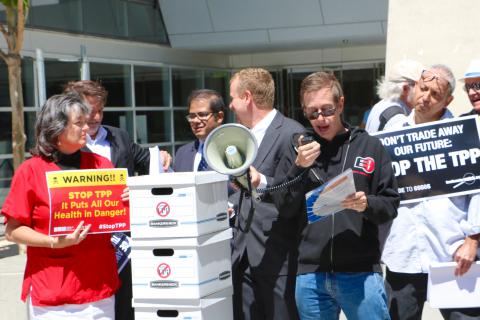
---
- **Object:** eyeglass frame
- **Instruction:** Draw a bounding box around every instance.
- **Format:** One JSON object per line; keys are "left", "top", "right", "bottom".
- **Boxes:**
{"left": 303, "top": 105, "right": 337, "bottom": 120}
{"left": 464, "top": 82, "right": 480, "bottom": 92}
{"left": 420, "top": 69, "right": 454, "bottom": 93}
{"left": 185, "top": 111, "right": 216, "bottom": 122}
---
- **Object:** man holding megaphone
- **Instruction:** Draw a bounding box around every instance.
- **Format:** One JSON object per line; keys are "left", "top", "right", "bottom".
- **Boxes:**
{"left": 225, "top": 68, "right": 304, "bottom": 320}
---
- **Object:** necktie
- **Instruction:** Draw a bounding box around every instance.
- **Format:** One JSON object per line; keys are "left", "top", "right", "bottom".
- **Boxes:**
{"left": 197, "top": 144, "right": 208, "bottom": 171}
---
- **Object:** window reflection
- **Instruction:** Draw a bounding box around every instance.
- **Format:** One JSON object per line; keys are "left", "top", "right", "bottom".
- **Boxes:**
{"left": 135, "top": 110, "right": 171, "bottom": 144}
{"left": 174, "top": 110, "right": 195, "bottom": 142}
{"left": 45, "top": 60, "right": 81, "bottom": 98}
{"left": 135, "top": 66, "right": 170, "bottom": 107}
{"left": 90, "top": 63, "right": 132, "bottom": 107}
{"left": 0, "top": 58, "right": 35, "bottom": 107}
{"left": 172, "top": 69, "right": 202, "bottom": 107}
{"left": 103, "top": 111, "right": 134, "bottom": 138}
{"left": 13, "top": 0, "right": 169, "bottom": 45}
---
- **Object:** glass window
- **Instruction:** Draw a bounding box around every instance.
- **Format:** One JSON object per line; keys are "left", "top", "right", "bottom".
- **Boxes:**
{"left": 127, "top": 1, "right": 168, "bottom": 43}
{"left": 173, "top": 110, "right": 194, "bottom": 142}
{"left": 15, "top": 0, "right": 169, "bottom": 45}
{"left": 338, "top": 68, "right": 376, "bottom": 126}
{"left": 103, "top": 111, "right": 134, "bottom": 138}
{"left": 0, "top": 58, "right": 35, "bottom": 107}
{"left": 28, "top": 0, "right": 82, "bottom": 33}
{"left": 90, "top": 63, "right": 132, "bottom": 107}
{"left": 172, "top": 69, "right": 202, "bottom": 107}
{"left": 135, "top": 110, "right": 171, "bottom": 144}
{"left": 205, "top": 70, "right": 230, "bottom": 104}
{"left": 134, "top": 66, "right": 170, "bottom": 107}
{"left": 0, "top": 158, "right": 14, "bottom": 207}
{"left": 0, "top": 111, "right": 37, "bottom": 153}
{"left": 25, "top": 112, "right": 37, "bottom": 151}
{"left": 44, "top": 60, "right": 81, "bottom": 98}
{"left": 82, "top": 0, "right": 127, "bottom": 38}
{"left": 205, "top": 70, "right": 232, "bottom": 122}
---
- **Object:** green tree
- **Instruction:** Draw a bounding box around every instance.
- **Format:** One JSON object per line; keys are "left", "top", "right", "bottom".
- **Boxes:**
{"left": 0, "top": 0, "right": 28, "bottom": 170}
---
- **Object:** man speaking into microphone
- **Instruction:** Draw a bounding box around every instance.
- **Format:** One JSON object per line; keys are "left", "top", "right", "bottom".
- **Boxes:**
{"left": 273, "top": 71, "right": 399, "bottom": 320}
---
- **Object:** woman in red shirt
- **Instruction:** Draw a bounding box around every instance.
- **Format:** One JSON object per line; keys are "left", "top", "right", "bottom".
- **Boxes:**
{"left": 2, "top": 93, "right": 120, "bottom": 319}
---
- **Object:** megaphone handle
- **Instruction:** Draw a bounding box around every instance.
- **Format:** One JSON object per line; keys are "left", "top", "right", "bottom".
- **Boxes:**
{"left": 246, "top": 171, "right": 262, "bottom": 202}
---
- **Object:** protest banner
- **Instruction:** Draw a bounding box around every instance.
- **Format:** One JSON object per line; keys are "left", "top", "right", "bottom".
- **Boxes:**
{"left": 47, "top": 168, "right": 130, "bottom": 235}
{"left": 373, "top": 116, "right": 480, "bottom": 203}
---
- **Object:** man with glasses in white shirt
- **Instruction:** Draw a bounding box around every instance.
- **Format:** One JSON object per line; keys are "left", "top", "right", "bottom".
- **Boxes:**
{"left": 382, "top": 65, "right": 480, "bottom": 320}
{"left": 173, "top": 89, "right": 225, "bottom": 172}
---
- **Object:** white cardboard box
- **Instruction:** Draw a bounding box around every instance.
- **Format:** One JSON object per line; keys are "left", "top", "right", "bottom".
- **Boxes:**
{"left": 133, "top": 295, "right": 233, "bottom": 320}
{"left": 127, "top": 172, "right": 229, "bottom": 238}
{"left": 131, "top": 229, "right": 232, "bottom": 300}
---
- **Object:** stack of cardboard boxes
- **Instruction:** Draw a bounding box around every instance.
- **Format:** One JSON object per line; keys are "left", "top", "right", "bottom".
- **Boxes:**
{"left": 128, "top": 172, "right": 233, "bottom": 319}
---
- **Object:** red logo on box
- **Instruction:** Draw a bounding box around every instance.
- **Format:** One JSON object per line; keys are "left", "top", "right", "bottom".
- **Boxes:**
{"left": 157, "top": 263, "right": 171, "bottom": 279}
{"left": 156, "top": 202, "right": 170, "bottom": 217}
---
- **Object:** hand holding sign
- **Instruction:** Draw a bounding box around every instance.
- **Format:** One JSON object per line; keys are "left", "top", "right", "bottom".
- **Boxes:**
{"left": 51, "top": 221, "right": 91, "bottom": 249}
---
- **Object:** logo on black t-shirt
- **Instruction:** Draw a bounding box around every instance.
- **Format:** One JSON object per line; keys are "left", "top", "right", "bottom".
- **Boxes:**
{"left": 354, "top": 156, "right": 375, "bottom": 174}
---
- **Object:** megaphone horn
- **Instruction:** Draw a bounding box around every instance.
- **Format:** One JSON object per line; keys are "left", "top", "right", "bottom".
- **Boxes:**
{"left": 204, "top": 124, "right": 260, "bottom": 199}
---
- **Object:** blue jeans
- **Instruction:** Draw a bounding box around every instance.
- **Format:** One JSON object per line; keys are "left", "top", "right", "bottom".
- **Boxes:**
{"left": 295, "top": 272, "right": 390, "bottom": 320}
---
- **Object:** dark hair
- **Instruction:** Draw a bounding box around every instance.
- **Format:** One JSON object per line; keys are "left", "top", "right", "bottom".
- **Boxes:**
{"left": 31, "top": 93, "right": 91, "bottom": 161}
{"left": 63, "top": 80, "right": 108, "bottom": 105}
{"left": 187, "top": 89, "right": 225, "bottom": 113}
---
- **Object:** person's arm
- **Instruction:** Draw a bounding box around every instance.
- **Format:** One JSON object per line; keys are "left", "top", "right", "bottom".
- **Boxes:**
{"left": 453, "top": 194, "right": 480, "bottom": 276}
{"left": 453, "top": 234, "right": 479, "bottom": 276}
{"left": 272, "top": 137, "right": 319, "bottom": 219}
{"left": 6, "top": 218, "right": 91, "bottom": 249}
{"left": 361, "top": 140, "right": 400, "bottom": 224}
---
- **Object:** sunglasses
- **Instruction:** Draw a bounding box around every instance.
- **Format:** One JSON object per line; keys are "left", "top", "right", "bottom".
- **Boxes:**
{"left": 465, "top": 82, "right": 480, "bottom": 92}
{"left": 303, "top": 106, "right": 336, "bottom": 120}
{"left": 185, "top": 111, "right": 214, "bottom": 122}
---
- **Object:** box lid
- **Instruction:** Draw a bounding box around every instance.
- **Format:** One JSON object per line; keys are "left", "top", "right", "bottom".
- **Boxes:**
{"left": 132, "top": 287, "right": 233, "bottom": 308}
{"left": 131, "top": 228, "right": 232, "bottom": 248}
{"left": 127, "top": 172, "right": 228, "bottom": 188}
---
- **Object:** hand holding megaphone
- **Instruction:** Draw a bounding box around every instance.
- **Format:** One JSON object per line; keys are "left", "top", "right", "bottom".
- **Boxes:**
{"left": 204, "top": 124, "right": 261, "bottom": 201}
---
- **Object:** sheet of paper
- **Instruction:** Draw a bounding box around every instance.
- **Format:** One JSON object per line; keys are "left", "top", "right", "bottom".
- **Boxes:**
{"left": 149, "top": 146, "right": 165, "bottom": 174}
{"left": 428, "top": 261, "right": 480, "bottom": 308}
{"left": 305, "top": 169, "right": 356, "bottom": 224}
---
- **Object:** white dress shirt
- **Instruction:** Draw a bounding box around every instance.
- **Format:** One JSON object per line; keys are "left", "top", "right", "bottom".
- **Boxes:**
{"left": 250, "top": 109, "right": 278, "bottom": 188}
{"left": 86, "top": 126, "right": 111, "bottom": 160}
{"left": 193, "top": 141, "right": 204, "bottom": 172}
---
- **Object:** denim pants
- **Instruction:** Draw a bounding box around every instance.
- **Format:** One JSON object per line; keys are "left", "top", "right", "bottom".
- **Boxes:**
{"left": 295, "top": 272, "right": 390, "bottom": 320}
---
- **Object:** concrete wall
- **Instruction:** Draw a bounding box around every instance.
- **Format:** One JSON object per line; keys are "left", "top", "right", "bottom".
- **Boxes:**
{"left": 386, "top": 0, "right": 478, "bottom": 115}
{"left": 1, "top": 29, "right": 230, "bottom": 69}
{"left": 229, "top": 44, "right": 386, "bottom": 69}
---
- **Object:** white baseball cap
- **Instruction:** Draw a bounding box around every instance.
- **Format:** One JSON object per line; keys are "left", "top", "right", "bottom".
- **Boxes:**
{"left": 388, "top": 59, "right": 424, "bottom": 83}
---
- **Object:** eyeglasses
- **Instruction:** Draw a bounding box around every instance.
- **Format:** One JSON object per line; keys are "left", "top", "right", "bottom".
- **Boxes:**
{"left": 303, "top": 106, "right": 336, "bottom": 120}
{"left": 420, "top": 69, "right": 453, "bottom": 92}
{"left": 465, "top": 82, "right": 480, "bottom": 92}
{"left": 421, "top": 70, "right": 442, "bottom": 83}
{"left": 185, "top": 112, "right": 214, "bottom": 122}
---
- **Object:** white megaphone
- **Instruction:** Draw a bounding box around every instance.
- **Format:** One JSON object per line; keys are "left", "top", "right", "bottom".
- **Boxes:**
{"left": 204, "top": 123, "right": 260, "bottom": 200}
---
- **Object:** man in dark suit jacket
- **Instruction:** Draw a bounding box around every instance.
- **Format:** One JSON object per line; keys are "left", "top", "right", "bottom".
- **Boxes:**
{"left": 228, "top": 68, "right": 304, "bottom": 320}
{"left": 174, "top": 89, "right": 225, "bottom": 172}
{"left": 64, "top": 80, "right": 171, "bottom": 320}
